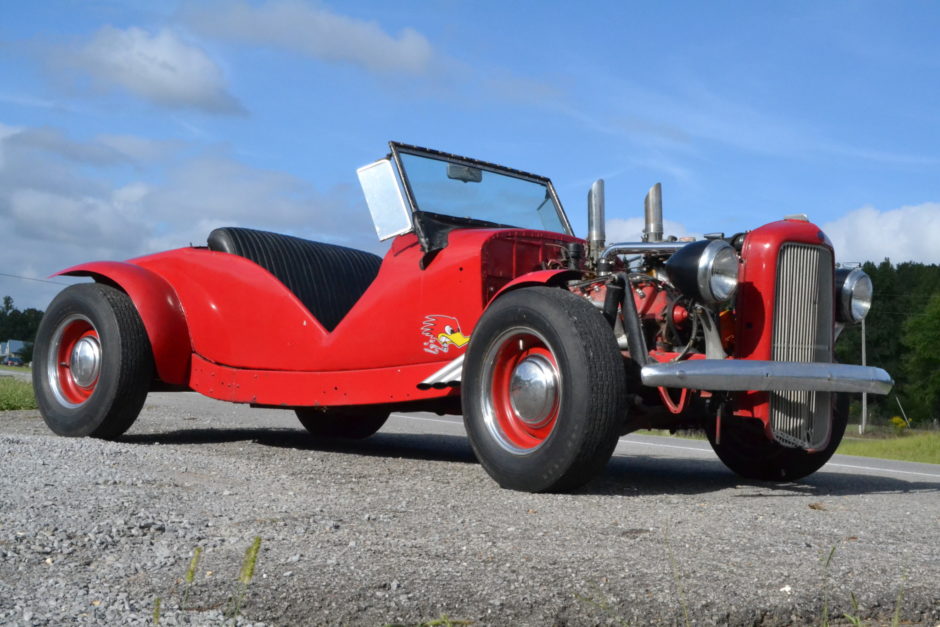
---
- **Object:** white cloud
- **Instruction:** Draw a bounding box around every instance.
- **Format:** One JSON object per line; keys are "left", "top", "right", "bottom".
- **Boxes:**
{"left": 70, "top": 26, "right": 244, "bottom": 113}
{"left": 606, "top": 217, "right": 698, "bottom": 243}
{"left": 6, "top": 126, "right": 127, "bottom": 165}
{"left": 823, "top": 203, "right": 940, "bottom": 265}
{"left": 0, "top": 124, "right": 383, "bottom": 309}
{"left": 185, "top": 0, "right": 434, "bottom": 75}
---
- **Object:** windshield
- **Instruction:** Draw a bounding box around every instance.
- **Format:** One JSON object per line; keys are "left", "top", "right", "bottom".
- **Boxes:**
{"left": 396, "top": 149, "right": 569, "bottom": 234}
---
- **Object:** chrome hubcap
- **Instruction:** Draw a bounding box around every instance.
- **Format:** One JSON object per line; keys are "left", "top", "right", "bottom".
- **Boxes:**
{"left": 509, "top": 355, "right": 558, "bottom": 428}
{"left": 70, "top": 336, "right": 101, "bottom": 388}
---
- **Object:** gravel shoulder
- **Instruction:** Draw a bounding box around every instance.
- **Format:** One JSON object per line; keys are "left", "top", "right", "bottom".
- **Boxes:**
{"left": 1, "top": 392, "right": 938, "bottom": 626}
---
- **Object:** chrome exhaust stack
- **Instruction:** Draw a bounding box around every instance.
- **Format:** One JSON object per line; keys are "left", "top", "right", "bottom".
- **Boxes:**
{"left": 587, "top": 179, "right": 605, "bottom": 264}
{"left": 643, "top": 182, "right": 663, "bottom": 242}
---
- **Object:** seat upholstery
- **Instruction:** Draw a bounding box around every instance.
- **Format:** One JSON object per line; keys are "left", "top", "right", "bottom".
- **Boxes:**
{"left": 207, "top": 227, "right": 382, "bottom": 332}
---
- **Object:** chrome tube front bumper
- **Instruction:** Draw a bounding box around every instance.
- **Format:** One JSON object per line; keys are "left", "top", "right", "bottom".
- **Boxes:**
{"left": 640, "top": 360, "right": 893, "bottom": 395}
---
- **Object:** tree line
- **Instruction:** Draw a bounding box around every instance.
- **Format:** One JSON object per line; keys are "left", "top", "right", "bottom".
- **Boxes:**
{"left": 0, "top": 296, "right": 43, "bottom": 362}
{"left": 835, "top": 260, "right": 940, "bottom": 426}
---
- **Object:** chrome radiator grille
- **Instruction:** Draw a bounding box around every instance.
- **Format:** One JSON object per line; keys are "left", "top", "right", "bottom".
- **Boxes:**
{"left": 770, "top": 243, "right": 834, "bottom": 449}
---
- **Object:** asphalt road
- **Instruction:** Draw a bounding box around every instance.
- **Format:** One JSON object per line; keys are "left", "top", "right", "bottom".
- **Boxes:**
{"left": 1, "top": 390, "right": 938, "bottom": 625}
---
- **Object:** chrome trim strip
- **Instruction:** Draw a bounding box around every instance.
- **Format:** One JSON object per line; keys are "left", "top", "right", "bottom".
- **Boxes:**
{"left": 640, "top": 360, "right": 893, "bottom": 395}
{"left": 417, "top": 354, "right": 465, "bottom": 389}
{"left": 602, "top": 241, "right": 689, "bottom": 258}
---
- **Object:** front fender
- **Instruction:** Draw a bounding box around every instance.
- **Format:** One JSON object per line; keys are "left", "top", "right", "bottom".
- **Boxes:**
{"left": 57, "top": 261, "right": 191, "bottom": 384}
{"left": 489, "top": 269, "right": 579, "bottom": 303}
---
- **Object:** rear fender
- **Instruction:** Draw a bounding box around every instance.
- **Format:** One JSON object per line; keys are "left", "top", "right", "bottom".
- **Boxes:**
{"left": 57, "top": 261, "right": 191, "bottom": 384}
{"left": 489, "top": 269, "right": 579, "bottom": 303}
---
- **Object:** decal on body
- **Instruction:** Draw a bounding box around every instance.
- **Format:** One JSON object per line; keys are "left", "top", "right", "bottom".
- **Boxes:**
{"left": 422, "top": 315, "right": 470, "bottom": 355}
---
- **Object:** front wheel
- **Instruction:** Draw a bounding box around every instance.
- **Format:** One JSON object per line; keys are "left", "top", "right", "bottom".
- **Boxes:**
{"left": 462, "top": 287, "right": 627, "bottom": 492}
{"left": 33, "top": 283, "right": 153, "bottom": 438}
{"left": 704, "top": 394, "right": 849, "bottom": 481}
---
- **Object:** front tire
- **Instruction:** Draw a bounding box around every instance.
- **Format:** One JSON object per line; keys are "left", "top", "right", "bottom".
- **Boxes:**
{"left": 704, "top": 394, "right": 849, "bottom": 481}
{"left": 33, "top": 283, "right": 153, "bottom": 438}
{"left": 463, "top": 287, "right": 627, "bottom": 492}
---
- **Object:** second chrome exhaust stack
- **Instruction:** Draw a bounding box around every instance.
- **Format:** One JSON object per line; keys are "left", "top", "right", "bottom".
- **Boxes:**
{"left": 643, "top": 182, "right": 663, "bottom": 242}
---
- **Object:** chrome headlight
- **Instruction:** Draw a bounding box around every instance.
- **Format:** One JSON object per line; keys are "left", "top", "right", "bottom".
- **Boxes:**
{"left": 665, "top": 239, "right": 740, "bottom": 305}
{"left": 836, "top": 268, "right": 873, "bottom": 323}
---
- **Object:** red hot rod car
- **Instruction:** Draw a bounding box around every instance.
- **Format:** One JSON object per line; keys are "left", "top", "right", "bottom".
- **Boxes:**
{"left": 33, "top": 142, "right": 893, "bottom": 492}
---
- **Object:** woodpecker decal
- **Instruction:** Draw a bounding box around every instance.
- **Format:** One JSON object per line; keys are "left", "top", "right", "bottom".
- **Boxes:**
{"left": 422, "top": 315, "right": 470, "bottom": 355}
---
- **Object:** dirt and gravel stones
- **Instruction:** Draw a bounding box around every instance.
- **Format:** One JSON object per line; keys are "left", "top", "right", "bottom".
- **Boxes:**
{"left": 1, "top": 393, "right": 938, "bottom": 625}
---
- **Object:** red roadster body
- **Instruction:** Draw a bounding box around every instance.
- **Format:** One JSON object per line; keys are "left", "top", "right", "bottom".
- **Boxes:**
{"left": 33, "top": 142, "right": 893, "bottom": 492}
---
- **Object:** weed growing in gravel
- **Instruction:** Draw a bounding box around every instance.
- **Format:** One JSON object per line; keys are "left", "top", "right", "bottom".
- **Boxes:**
{"left": 820, "top": 544, "right": 838, "bottom": 625}
{"left": 152, "top": 597, "right": 161, "bottom": 625}
{"left": 820, "top": 544, "right": 909, "bottom": 627}
{"left": 182, "top": 546, "right": 203, "bottom": 610}
{"left": 890, "top": 575, "right": 905, "bottom": 627}
{"left": 226, "top": 536, "right": 262, "bottom": 619}
{"left": 573, "top": 586, "right": 629, "bottom": 627}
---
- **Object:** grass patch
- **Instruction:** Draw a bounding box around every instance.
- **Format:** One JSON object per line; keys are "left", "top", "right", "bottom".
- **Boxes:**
{"left": 0, "top": 365, "right": 30, "bottom": 374}
{"left": 837, "top": 431, "right": 940, "bottom": 465}
{"left": 0, "top": 377, "right": 36, "bottom": 411}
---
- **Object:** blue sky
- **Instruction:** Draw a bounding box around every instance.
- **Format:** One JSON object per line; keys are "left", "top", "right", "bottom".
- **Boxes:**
{"left": 2, "top": 0, "right": 939, "bottom": 309}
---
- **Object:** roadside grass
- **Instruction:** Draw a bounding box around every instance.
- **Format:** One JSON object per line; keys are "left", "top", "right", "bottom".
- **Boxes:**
{"left": 837, "top": 431, "right": 940, "bottom": 465}
{"left": 0, "top": 377, "right": 36, "bottom": 411}
{"left": 0, "top": 364, "right": 31, "bottom": 374}
{"left": 641, "top": 427, "right": 940, "bottom": 465}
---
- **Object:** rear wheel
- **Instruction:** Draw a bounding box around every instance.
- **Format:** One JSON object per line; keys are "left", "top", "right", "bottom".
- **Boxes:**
{"left": 295, "top": 408, "right": 389, "bottom": 439}
{"left": 33, "top": 283, "right": 153, "bottom": 438}
{"left": 462, "top": 287, "right": 627, "bottom": 492}
{"left": 704, "top": 394, "right": 849, "bottom": 481}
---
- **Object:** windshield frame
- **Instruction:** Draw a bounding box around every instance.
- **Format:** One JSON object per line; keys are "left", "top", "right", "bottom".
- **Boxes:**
{"left": 388, "top": 142, "right": 573, "bottom": 251}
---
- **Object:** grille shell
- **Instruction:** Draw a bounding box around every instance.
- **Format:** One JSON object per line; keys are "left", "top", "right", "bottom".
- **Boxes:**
{"left": 770, "top": 243, "right": 834, "bottom": 449}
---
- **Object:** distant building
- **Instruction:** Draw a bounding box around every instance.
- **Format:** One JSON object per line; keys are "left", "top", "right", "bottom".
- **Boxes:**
{"left": 0, "top": 339, "right": 26, "bottom": 357}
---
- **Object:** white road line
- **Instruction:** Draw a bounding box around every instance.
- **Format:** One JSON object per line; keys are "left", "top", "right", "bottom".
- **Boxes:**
{"left": 391, "top": 414, "right": 463, "bottom": 427}
{"left": 394, "top": 414, "right": 940, "bottom": 480}
{"left": 617, "top": 438, "right": 712, "bottom": 454}
{"left": 826, "top": 462, "right": 940, "bottom": 480}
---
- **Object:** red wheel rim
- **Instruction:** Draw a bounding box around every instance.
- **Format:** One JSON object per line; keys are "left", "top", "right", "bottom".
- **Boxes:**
{"left": 48, "top": 315, "right": 100, "bottom": 407}
{"left": 482, "top": 329, "right": 560, "bottom": 453}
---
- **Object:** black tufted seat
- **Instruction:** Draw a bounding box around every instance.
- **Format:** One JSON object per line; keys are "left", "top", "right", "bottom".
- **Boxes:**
{"left": 207, "top": 227, "right": 383, "bottom": 332}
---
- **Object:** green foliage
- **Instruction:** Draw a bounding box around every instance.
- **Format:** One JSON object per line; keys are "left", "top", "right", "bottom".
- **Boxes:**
{"left": 0, "top": 377, "right": 37, "bottom": 411}
{"left": 835, "top": 260, "right": 940, "bottom": 425}
{"left": 900, "top": 291, "right": 940, "bottom": 423}
{"left": 0, "top": 295, "right": 43, "bottom": 345}
{"left": 16, "top": 343, "right": 34, "bottom": 363}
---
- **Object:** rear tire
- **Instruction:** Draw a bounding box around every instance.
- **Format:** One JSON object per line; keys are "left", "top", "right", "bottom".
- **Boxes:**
{"left": 704, "top": 394, "right": 849, "bottom": 481}
{"left": 295, "top": 408, "right": 389, "bottom": 439}
{"left": 462, "top": 287, "right": 627, "bottom": 492}
{"left": 33, "top": 283, "right": 153, "bottom": 439}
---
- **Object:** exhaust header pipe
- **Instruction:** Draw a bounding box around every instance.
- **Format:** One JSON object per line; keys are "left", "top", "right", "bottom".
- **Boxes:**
{"left": 643, "top": 182, "right": 663, "bottom": 242}
{"left": 587, "top": 178, "right": 605, "bottom": 262}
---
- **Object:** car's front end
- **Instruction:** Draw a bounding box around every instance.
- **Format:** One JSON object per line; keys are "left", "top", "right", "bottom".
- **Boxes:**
{"left": 359, "top": 143, "right": 892, "bottom": 489}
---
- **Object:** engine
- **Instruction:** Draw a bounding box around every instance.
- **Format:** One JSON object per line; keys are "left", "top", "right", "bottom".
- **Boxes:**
{"left": 571, "top": 180, "right": 877, "bottom": 448}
